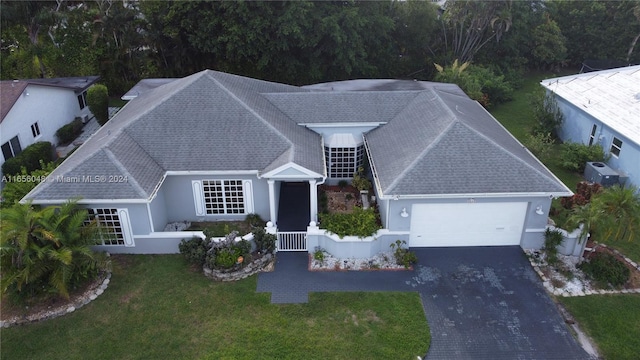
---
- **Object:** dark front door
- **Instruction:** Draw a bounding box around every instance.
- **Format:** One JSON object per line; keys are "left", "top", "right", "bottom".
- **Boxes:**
{"left": 277, "top": 182, "right": 310, "bottom": 231}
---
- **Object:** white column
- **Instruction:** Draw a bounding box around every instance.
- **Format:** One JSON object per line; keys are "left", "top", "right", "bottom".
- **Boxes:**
{"left": 309, "top": 179, "right": 318, "bottom": 224}
{"left": 267, "top": 179, "right": 276, "bottom": 225}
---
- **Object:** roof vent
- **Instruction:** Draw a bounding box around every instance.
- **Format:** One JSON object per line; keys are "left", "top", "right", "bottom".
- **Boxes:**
{"left": 635, "top": 92, "right": 640, "bottom": 101}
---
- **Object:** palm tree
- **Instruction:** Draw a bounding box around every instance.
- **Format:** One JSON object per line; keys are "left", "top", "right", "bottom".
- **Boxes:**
{"left": 568, "top": 185, "right": 640, "bottom": 244}
{"left": 0, "top": 201, "right": 108, "bottom": 301}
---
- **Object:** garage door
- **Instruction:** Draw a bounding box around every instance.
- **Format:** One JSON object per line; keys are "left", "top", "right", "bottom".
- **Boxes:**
{"left": 410, "top": 203, "right": 528, "bottom": 247}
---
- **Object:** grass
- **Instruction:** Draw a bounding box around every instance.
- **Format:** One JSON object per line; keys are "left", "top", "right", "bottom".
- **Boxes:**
{"left": 559, "top": 295, "right": 640, "bottom": 360}
{"left": 0, "top": 255, "right": 429, "bottom": 360}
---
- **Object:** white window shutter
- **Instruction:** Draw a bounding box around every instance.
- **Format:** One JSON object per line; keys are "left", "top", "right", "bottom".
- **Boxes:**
{"left": 117, "top": 209, "right": 135, "bottom": 247}
{"left": 192, "top": 180, "right": 205, "bottom": 216}
{"left": 243, "top": 180, "right": 254, "bottom": 214}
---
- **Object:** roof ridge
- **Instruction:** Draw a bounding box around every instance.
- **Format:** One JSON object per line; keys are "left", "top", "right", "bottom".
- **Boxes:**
{"left": 384, "top": 91, "right": 455, "bottom": 193}
{"left": 103, "top": 148, "right": 148, "bottom": 198}
{"left": 204, "top": 71, "right": 294, "bottom": 151}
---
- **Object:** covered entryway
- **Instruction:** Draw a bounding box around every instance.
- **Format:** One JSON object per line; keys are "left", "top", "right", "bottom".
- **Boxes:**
{"left": 277, "top": 182, "right": 310, "bottom": 231}
{"left": 409, "top": 202, "right": 528, "bottom": 247}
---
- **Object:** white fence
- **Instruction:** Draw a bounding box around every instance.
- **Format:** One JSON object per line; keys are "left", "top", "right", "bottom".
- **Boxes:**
{"left": 277, "top": 231, "right": 307, "bottom": 251}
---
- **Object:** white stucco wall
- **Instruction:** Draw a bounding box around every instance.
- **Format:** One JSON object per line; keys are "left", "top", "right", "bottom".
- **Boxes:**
{"left": 1, "top": 84, "right": 92, "bottom": 166}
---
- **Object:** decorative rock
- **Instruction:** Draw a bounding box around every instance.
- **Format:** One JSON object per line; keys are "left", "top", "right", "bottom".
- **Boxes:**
{"left": 89, "top": 294, "right": 98, "bottom": 301}
{"left": 66, "top": 307, "right": 75, "bottom": 313}
{"left": 103, "top": 278, "right": 110, "bottom": 286}
{"left": 203, "top": 253, "right": 276, "bottom": 282}
{"left": 96, "top": 288, "right": 104, "bottom": 296}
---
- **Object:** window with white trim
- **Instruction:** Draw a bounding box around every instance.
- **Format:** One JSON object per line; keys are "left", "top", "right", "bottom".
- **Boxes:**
{"left": 610, "top": 137, "right": 623, "bottom": 157}
{"left": 85, "top": 208, "right": 125, "bottom": 245}
{"left": 325, "top": 144, "right": 365, "bottom": 178}
{"left": 202, "top": 180, "right": 246, "bottom": 214}
{"left": 1, "top": 136, "right": 22, "bottom": 160}
{"left": 31, "top": 122, "right": 41, "bottom": 138}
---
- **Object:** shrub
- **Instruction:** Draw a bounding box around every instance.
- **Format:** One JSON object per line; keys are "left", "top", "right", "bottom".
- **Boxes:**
{"left": 338, "top": 180, "right": 349, "bottom": 189}
{"left": 559, "top": 142, "right": 606, "bottom": 173}
{"left": 204, "top": 231, "right": 253, "bottom": 270}
{"left": 319, "top": 207, "right": 381, "bottom": 238}
{"left": 87, "top": 84, "right": 109, "bottom": 125}
{"left": 252, "top": 228, "right": 276, "bottom": 254}
{"left": 351, "top": 166, "right": 372, "bottom": 192}
{"left": 529, "top": 89, "right": 564, "bottom": 138}
{"left": 1, "top": 161, "right": 56, "bottom": 208}
{"left": 561, "top": 182, "right": 602, "bottom": 209}
{"left": 55, "top": 117, "right": 83, "bottom": 145}
{"left": 245, "top": 213, "right": 264, "bottom": 228}
{"left": 313, "top": 247, "right": 325, "bottom": 264}
{"left": 524, "top": 132, "right": 555, "bottom": 163}
{"left": 578, "top": 252, "right": 630, "bottom": 288}
{"left": 543, "top": 228, "right": 564, "bottom": 265}
{"left": 389, "top": 240, "right": 418, "bottom": 269}
{"left": 178, "top": 237, "right": 208, "bottom": 266}
{"left": 1, "top": 141, "right": 53, "bottom": 176}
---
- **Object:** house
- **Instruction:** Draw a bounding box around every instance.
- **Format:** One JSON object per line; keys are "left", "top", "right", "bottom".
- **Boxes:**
{"left": 541, "top": 66, "right": 640, "bottom": 188}
{"left": 0, "top": 76, "right": 100, "bottom": 168}
{"left": 23, "top": 70, "right": 572, "bottom": 255}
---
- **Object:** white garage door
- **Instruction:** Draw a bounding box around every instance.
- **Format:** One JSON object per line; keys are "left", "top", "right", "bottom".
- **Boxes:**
{"left": 410, "top": 202, "right": 528, "bottom": 247}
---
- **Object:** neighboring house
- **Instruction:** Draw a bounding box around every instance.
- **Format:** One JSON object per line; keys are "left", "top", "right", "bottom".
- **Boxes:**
{"left": 541, "top": 66, "right": 640, "bottom": 188}
{"left": 23, "top": 70, "right": 572, "bottom": 255}
{"left": 0, "top": 76, "right": 100, "bottom": 168}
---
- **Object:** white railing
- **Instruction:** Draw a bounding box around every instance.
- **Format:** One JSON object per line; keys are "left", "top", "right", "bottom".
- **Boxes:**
{"left": 277, "top": 231, "right": 307, "bottom": 251}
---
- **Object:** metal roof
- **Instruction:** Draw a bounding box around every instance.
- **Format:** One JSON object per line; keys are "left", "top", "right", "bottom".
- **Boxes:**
{"left": 541, "top": 66, "right": 640, "bottom": 146}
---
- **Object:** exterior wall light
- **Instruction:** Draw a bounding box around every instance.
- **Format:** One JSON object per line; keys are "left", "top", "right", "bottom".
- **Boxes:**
{"left": 400, "top": 208, "right": 409, "bottom": 218}
{"left": 535, "top": 206, "right": 544, "bottom": 215}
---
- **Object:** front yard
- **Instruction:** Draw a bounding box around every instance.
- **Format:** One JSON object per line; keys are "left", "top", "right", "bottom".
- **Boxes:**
{"left": 491, "top": 71, "right": 640, "bottom": 360}
{"left": 1, "top": 255, "right": 429, "bottom": 360}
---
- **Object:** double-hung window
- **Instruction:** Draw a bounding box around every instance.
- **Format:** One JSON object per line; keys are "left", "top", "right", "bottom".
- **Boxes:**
{"left": 1, "top": 136, "right": 22, "bottom": 160}
{"left": 588, "top": 124, "right": 597, "bottom": 146}
{"left": 610, "top": 137, "right": 623, "bottom": 157}
{"left": 31, "top": 122, "right": 41, "bottom": 138}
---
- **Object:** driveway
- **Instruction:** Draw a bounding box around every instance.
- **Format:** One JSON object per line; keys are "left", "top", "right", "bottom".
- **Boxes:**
{"left": 257, "top": 246, "right": 592, "bottom": 360}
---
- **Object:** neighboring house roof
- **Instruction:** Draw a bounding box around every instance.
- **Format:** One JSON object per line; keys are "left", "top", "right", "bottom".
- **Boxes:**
{"left": 0, "top": 76, "right": 99, "bottom": 123}
{"left": 25, "top": 70, "right": 570, "bottom": 202}
{"left": 541, "top": 65, "right": 640, "bottom": 146}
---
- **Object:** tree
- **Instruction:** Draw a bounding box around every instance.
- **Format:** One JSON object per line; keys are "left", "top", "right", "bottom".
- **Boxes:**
{"left": 434, "top": 0, "right": 513, "bottom": 64}
{"left": 0, "top": 201, "right": 108, "bottom": 301}
{"left": 528, "top": 88, "right": 564, "bottom": 137}
{"left": 568, "top": 185, "right": 640, "bottom": 244}
{"left": 1, "top": 161, "right": 56, "bottom": 209}
{"left": 87, "top": 84, "right": 109, "bottom": 125}
{"left": 531, "top": 15, "right": 567, "bottom": 69}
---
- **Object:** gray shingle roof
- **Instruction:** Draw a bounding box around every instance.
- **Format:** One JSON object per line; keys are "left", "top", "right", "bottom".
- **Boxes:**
{"left": 365, "top": 87, "right": 570, "bottom": 196}
{"left": 25, "top": 72, "right": 569, "bottom": 202}
{"left": 25, "top": 70, "right": 324, "bottom": 201}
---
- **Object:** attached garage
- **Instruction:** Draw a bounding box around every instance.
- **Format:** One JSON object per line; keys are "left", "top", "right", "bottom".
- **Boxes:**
{"left": 409, "top": 202, "right": 528, "bottom": 247}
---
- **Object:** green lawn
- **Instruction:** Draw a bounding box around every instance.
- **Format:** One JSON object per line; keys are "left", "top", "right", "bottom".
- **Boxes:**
{"left": 560, "top": 295, "right": 640, "bottom": 360}
{"left": 1, "top": 255, "right": 429, "bottom": 360}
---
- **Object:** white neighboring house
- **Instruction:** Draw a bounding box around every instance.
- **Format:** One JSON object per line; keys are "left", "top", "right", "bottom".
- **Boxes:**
{"left": 0, "top": 76, "right": 100, "bottom": 169}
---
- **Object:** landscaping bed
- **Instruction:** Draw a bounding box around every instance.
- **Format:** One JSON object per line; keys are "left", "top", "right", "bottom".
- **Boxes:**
{"left": 319, "top": 184, "right": 362, "bottom": 214}
{"left": 309, "top": 250, "right": 411, "bottom": 271}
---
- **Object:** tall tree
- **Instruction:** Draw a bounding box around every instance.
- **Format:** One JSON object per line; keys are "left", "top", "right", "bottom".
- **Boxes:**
{"left": 434, "top": 0, "right": 513, "bottom": 64}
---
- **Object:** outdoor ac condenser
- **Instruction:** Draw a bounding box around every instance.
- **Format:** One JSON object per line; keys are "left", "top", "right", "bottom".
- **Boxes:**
{"left": 583, "top": 162, "right": 620, "bottom": 187}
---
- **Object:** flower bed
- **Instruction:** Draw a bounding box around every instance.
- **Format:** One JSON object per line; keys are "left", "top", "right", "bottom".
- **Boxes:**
{"left": 309, "top": 250, "right": 411, "bottom": 271}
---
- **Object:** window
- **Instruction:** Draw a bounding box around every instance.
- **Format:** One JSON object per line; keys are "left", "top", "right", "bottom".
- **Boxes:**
{"left": 588, "top": 124, "right": 597, "bottom": 146}
{"left": 610, "top": 137, "right": 623, "bottom": 157}
{"left": 77, "top": 91, "right": 87, "bottom": 109}
{"left": 85, "top": 208, "right": 125, "bottom": 245}
{"left": 31, "top": 122, "right": 41, "bottom": 138}
{"left": 325, "top": 144, "right": 365, "bottom": 178}
{"left": 202, "top": 180, "right": 246, "bottom": 214}
{"left": 1, "top": 136, "right": 22, "bottom": 160}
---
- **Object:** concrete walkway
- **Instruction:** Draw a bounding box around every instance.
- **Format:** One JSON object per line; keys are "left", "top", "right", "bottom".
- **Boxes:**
{"left": 257, "top": 247, "right": 593, "bottom": 360}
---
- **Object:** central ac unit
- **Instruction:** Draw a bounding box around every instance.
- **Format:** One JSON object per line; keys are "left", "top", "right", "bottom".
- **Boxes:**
{"left": 583, "top": 162, "right": 620, "bottom": 187}
{"left": 82, "top": 115, "right": 90, "bottom": 124}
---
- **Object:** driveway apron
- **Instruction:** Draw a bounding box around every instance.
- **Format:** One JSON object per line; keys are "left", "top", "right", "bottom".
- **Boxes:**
{"left": 257, "top": 246, "right": 591, "bottom": 359}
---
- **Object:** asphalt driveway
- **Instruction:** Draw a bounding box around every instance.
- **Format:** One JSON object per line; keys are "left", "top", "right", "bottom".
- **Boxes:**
{"left": 257, "top": 246, "right": 592, "bottom": 359}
